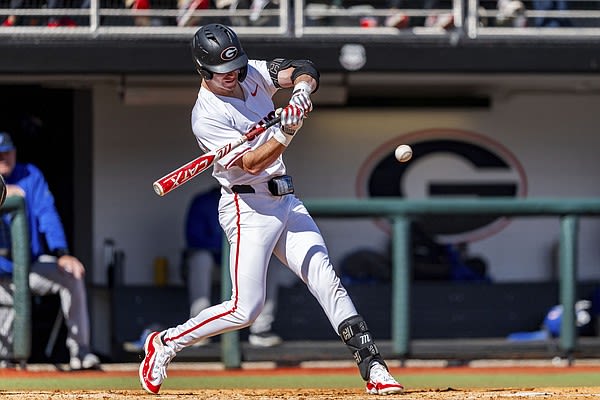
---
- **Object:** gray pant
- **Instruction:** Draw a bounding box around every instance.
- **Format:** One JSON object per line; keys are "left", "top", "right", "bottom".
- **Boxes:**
{"left": 0, "top": 258, "right": 91, "bottom": 359}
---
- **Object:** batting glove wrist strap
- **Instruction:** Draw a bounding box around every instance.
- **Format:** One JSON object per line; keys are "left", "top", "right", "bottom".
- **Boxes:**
{"left": 273, "top": 129, "right": 294, "bottom": 146}
{"left": 293, "top": 81, "right": 312, "bottom": 95}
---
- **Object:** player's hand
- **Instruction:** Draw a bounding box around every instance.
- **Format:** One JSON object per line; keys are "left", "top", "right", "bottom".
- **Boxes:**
{"left": 288, "top": 81, "right": 313, "bottom": 114}
{"left": 58, "top": 255, "right": 86, "bottom": 280}
{"left": 280, "top": 104, "right": 305, "bottom": 135}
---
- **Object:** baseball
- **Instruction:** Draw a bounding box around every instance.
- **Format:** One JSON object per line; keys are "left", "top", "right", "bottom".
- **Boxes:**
{"left": 395, "top": 144, "right": 412, "bottom": 163}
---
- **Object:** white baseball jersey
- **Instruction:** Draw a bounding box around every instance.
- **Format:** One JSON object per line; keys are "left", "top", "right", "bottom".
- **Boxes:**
{"left": 163, "top": 59, "right": 358, "bottom": 352}
{"left": 191, "top": 60, "right": 285, "bottom": 188}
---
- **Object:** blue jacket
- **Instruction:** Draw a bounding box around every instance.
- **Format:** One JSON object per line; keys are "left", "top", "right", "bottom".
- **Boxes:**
{"left": 185, "top": 186, "right": 222, "bottom": 258}
{"left": 0, "top": 163, "right": 69, "bottom": 275}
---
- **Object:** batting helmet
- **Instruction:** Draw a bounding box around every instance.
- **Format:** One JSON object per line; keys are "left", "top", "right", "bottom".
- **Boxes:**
{"left": 191, "top": 23, "right": 248, "bottom": 82}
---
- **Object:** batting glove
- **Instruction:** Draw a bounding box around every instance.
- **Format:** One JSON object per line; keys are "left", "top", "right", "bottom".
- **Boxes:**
{"left": 274, "top": 104, "right": 305, "bottom": 146}
{"left": 288, "top": 81, "right": 313, "bottom": 114}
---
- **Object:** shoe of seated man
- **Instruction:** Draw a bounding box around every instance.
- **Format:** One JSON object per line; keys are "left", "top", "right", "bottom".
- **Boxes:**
{"left": 190, "top": 337, "right": 211, "bottom": 347}
{"left": 248, "top": 331, "right": 282, "bottom": 347}
{"left": 139, "top": 331, "right": 176, "bottom": 395}
{"left": 366, "top": 362, "right": 404, "bottom": 395}
{"left": 70, "top": 353, "right": 101, "bottom": 371}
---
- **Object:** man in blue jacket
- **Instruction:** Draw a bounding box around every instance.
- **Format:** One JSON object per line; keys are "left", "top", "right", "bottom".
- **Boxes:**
{"left": 0, "top": 131, "right": 100, "bottom": 370}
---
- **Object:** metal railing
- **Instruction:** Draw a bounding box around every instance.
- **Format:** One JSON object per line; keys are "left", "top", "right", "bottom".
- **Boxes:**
{"left": 468, "top": 0, "right": 600, "bottom": 38}
{"left": 1, "top": 0, "right": 600, "bottom": 38}
{"left": 0, "top": 196, "right": 31, "bottom": 366}
{"left": 216, "top": 197, "right": 600, "bottom": 367}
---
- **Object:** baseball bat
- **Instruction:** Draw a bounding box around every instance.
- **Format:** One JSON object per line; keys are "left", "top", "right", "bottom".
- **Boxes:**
{"left": 153, "top": 111, "right": 282, "bottom": 196}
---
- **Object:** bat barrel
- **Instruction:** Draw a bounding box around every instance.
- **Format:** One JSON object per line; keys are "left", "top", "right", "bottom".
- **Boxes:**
{"left": 152, "top": 110, "right": 282, "bottom": 197}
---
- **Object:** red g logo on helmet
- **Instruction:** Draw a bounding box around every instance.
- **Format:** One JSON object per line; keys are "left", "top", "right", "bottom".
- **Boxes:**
{"left": 221, "top": 46, "right": 238, "bottom": 61}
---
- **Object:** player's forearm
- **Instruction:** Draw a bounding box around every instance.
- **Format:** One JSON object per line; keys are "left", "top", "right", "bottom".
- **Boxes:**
{"left": 276, "top": 61, "right": 319, "bottom": 92}
{"left": 237, "top": 139, "right": 285, "bottom": 175}
{"left": 292, "top": 75, "right": 317, "bottom": 93}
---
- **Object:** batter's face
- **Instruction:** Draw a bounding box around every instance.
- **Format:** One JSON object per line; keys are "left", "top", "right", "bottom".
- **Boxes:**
{"left": 0, "top": 149, "right": 16, "bottom": 177}
{"left": 204, "top": 70, "right": 241, "bottom": 97}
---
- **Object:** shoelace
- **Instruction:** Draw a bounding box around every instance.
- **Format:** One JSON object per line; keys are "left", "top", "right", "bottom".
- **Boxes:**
{"left": 152, "top": 345, "right": 176, "bottom": 381}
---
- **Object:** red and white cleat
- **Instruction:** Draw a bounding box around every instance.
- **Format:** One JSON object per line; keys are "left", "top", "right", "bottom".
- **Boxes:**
{"left": 139, "top": 331, "right": 176, "bottom": 395}
{"left": 366, "top": 362, "right": 404, "bottom": 395}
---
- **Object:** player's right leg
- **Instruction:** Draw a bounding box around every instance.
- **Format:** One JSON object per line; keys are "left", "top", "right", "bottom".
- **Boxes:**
{"left": 139, "top": 331, "right": 176, "bottom": 394}
{"left": 338, "top": 315, "right": 404, "bottom": 395}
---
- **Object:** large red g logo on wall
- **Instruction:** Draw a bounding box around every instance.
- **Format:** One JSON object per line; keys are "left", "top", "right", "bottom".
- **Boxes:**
{"left": 356, "top": 129, "right": 528, "bottom": 243}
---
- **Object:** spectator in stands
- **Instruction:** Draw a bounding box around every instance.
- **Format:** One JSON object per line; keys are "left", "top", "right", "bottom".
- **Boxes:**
{"left": 176, "top": 0, "right": 210, "bottom": 27}
{"left": 532, "top": 1, "right": 571, "bottom": 27}
{"left": 0, "top": 131, "right": 100, "bottom": 370}
{"left": 182, "top": 0, "right": 279, "bottom": 27}
{"left": 183, "top": 185, "right": 291, "bottom": 347}
{"left": 342, "top": 0, "right": 454, "bottom": 30}
{"left": 422, "top": 0, "right": 454, "bottom": 30}
{"left": 124, "top": 0, "right": 156, "bottom": 26}
{"left": 1, "top": 0, "right": 86, "bottom": 27}
{"left": 496, "top": 0, "right": 526, "bottom": 27}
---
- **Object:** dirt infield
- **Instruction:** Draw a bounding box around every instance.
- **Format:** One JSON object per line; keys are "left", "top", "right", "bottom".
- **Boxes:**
{"left": 1, "top": 388, "right": 600, "bottom": 399}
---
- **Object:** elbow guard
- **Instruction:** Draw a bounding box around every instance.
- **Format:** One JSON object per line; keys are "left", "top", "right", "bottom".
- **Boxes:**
{"left": 267, "top": 58, "right": 320, "bottom": 93}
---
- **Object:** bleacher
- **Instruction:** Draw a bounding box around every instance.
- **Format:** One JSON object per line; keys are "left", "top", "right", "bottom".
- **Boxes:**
{"left": 0, "top": 0, "right": 599, "bottom": 39}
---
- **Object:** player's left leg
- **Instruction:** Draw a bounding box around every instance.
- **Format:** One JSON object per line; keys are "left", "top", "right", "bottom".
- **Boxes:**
{"left": 276, "top": 197, "right": 403, "bottom": 394}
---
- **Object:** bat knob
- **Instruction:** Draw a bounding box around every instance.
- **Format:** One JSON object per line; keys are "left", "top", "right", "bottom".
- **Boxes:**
{"left": 153, "top": 182, "right": 165, "bottom": 196}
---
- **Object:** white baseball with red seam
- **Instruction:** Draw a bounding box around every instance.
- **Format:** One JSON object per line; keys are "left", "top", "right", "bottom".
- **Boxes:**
{"left": 395, "top": 144, "right": 412, "bottom": 163}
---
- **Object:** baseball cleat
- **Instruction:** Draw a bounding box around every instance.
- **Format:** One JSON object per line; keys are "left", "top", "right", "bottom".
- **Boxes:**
{"left": 366, "top": 362, "right": 404, "bottom": 395}
{"left": 139, "top": 331, "right": 176, "bottom": 394}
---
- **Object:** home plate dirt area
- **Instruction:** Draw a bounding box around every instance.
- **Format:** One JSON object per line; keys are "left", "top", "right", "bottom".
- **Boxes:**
{"left": 2, "top": 388, "right": 600, "bottom": 399}
{"left": 1, "top": 364, "right": 600, "bottom": 399}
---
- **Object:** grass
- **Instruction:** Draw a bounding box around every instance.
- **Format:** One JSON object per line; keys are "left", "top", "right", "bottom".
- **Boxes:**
{"left": 1, "top": 370, "right": 599, "bottom": 391}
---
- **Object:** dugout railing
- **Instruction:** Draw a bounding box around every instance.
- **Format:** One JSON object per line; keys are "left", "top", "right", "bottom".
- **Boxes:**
{"left": 216, "top": 197, "right": 600, "bottom": 367}
{"left": 4, "top": 195, "right": 599, "bottom": 366}
{"left": 1, "top": 0, "right": 600, "bottom": 39}
{"left": 0, "top": 195, "right": 31, "bottom": 367}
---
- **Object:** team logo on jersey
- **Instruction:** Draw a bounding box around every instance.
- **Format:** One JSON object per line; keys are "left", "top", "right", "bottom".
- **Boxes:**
{"left": 221, "top": 46, "right": 238, "bottom": 61}
{"left": 356, "top": 129, "right": 527, "bottom": 243}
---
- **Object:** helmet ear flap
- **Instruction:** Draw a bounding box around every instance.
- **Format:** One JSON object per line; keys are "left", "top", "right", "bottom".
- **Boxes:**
{"left": 193, "top": 56, "right": 213, "bottom": 80}
{"left": 237, "top": 66, "right": 247, "bottom": 82}
{"left": 199, "top": 67, "right": 213, "bottom": 81}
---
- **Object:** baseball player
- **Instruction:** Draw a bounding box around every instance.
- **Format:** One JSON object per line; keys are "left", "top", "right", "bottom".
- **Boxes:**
{"left": 139, "top": 23, "right": 403, "bottom": 395}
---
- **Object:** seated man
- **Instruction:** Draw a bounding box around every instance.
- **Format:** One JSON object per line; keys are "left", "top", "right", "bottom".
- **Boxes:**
{"left": 184, "top": 185, "right": 293, "bottom": 347}
{"left": 0, "top": 131, "right": 100, "bottom": 370}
